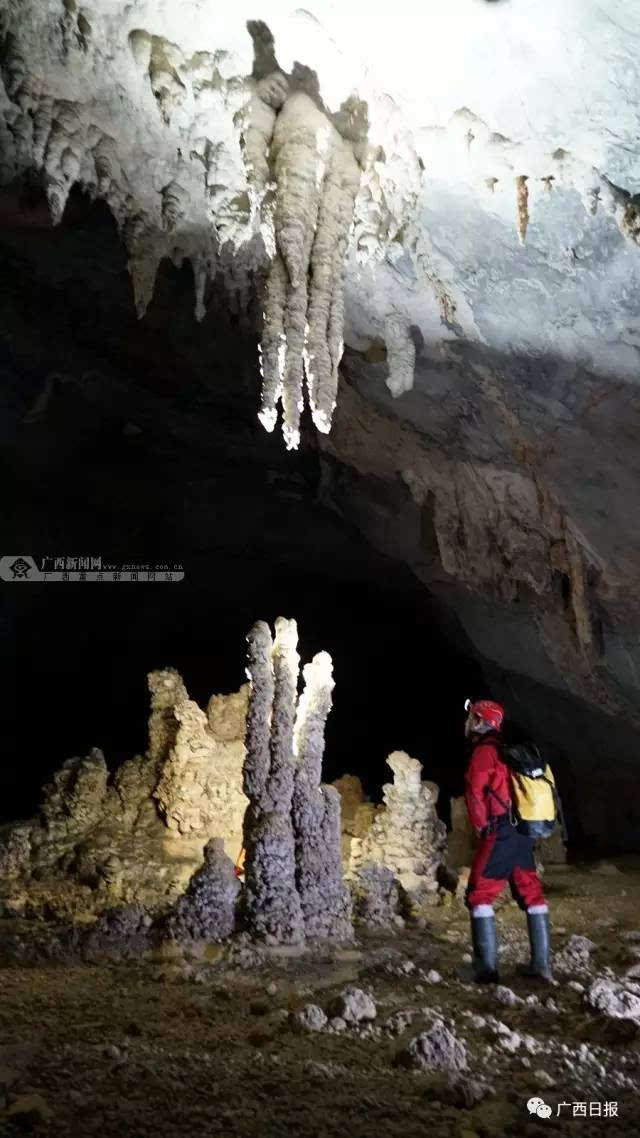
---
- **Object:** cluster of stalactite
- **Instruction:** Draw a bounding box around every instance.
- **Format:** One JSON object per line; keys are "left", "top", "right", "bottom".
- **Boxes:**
{"left": 242, "top": 617, "right": 352, "bottom": 944}
{"left": 256, "top": 93, "right": 362, "bottom": 449}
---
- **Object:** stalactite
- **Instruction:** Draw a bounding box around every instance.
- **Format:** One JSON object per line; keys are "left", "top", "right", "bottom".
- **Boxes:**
{"left": 258, "top": 93, "right": 362, "bottom": 447}
{"left": 123, "top": 212, "right": 166, "bottom": 320}
{"left": 243, "top": 71, "right": 288, "bottom": 230}
{"left": 258, "top": 253, "right": 288, "bottom": 433}
{"left": 305, "top": 134, "right": 361, "bottom": 433}
{"left": 41, "top": 101, "right": 85, "bottom": 224}
{"left": 92, "top": 134, "right": 119, "bottom": 198}
{"left": 384, "top": 313, "right": 415, "bottom": 397}
{"left": 516, "top": 174, "right": 530, "bottom": 245}
{"left": 292, "top": 652, "right": 352, "bottom": 939}
{"left": 271, "top": 94, "right": 330, "bottom": 289}
{"left": 161, "top": 181, "right": 186, "bottom": 233}
{"left": 242, "top": 619, "right": 304, "bottom": 945}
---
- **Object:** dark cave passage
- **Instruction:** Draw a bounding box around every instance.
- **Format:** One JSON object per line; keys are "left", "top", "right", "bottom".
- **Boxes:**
{"left": 1, "top": 190, "right": 487, "bottom": 822}
{"left": 5, "top": 541, "right": 485, "bottom": 823}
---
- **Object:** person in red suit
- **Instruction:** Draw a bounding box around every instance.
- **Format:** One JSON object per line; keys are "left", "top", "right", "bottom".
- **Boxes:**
{"left": 464, "top": 699, "right": 552, "bottom": 983}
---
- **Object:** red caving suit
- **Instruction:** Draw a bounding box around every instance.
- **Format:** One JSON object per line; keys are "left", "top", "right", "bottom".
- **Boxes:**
{"left": 464, "top": 733, "right": 546, "bottom": 911}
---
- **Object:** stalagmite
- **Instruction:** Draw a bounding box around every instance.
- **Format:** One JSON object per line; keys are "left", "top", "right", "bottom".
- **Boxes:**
{"left": 165, "top": 838, "right": 240, "bottom": 943}
{"left": 242, "top": 620, "right": 304, "bottom": 945}
{"left": 348, "top": 751, "right": 447, "bottom": 900}
{"left": 292, "top": 652, "right": 352, "bottom": 939}
{"left": 147, "top": 668, "right": 188, "bottom": 765}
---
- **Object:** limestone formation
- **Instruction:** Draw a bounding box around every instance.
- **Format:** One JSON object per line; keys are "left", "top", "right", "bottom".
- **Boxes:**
{"left": 0, "top": 672, "right": 249, "bottom": 915}
{"left": 147, "top": 667, "right": 188, "bottom": 764}
{"left": 242, "top": 619, "right": 351, "bottom": 945}
{"left": 153, "top": 686, "right": 248, "bottom": 849}
{"left": 0, "top": 824, "right": 32, "bottom": 880}
{"left": 290, "top": 1004, "right": 328, "bottom": 1033}
{"left": 586, "top": 977, "right": 640, "bottom": 1025}
{"left": 396, "top": 1021, "right": 468, "bottom": 1073}
{"left": 348, "top": 751, "right": 447, "bottom": 900}
{"left": 327, "top": 987, "right": 376, "bottom": 1024}
{"left": 258, "top": 92, "right": 362, "bottom": 448}
{"left": 350, "top": 864, "right": 403, "bottom": 928}
{"left": 292, "top": 652, "right": 352, "bottom": 939}
{"left": 165, "top": 838, "right": 240, "bottom": 943}
{"left": 331, "top": 774, "right": 377, "bottom": 864}
{"left": 447, "top": 796, "right": 476, "bottom": 869}
{"left": 242, "top": 619, "right": 304, "bottom": 945}
{"left": 384, "top": 313, "right": 416, "bottom": 398}
{"left": 83, "top": 904, "right": 154, "bottom": 959}
{"left": 40, "top": 748, "right": 109, "bottom": 840}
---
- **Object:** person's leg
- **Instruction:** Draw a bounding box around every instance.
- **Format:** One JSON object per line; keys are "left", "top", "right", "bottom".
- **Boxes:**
{"left": 510, "top": 837, "right": 553, "bottom": 981}
{"left": 466, "top": 829, "right": 508, "bottom": 982}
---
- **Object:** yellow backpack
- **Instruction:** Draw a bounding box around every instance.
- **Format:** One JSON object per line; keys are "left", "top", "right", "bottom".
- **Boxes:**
{"left": 502, "top": 743, "right": 559, "bottom": 838}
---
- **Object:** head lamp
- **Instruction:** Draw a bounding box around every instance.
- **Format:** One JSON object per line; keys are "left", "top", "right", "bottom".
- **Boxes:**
{"left": 464, "top": 698, "right": 472, "bottom": 713}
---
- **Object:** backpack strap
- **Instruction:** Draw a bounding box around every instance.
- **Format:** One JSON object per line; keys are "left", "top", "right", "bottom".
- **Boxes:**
{"left": 486, "top": 785, "right": 509, "bottom": 811}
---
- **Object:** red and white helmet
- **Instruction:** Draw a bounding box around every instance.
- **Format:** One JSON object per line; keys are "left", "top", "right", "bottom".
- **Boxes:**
{"left": 464, "top": 698, "right": 505, "bottom": 731}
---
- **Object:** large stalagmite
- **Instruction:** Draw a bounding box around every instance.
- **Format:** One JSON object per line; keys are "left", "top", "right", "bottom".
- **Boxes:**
{"left": 241, "top": 619, "right": 352, "bottom": 944}
{"left": 292, "top": 652, "right": 352, "bottom": 939}
{"left": 241, "top": 619, "right": 304, "bottom": 945}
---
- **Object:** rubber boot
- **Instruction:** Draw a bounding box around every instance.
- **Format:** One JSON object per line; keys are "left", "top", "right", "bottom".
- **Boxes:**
{"left": 470, "top": 911, "right": 499, "bottom": 983}
{"left": 522, "top": 909, "right": 553, "bottom": 982}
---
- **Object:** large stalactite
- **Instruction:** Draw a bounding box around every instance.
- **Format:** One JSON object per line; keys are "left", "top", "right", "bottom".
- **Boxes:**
{"left": 257, "top": 92, "right": 362, "bottom": 448}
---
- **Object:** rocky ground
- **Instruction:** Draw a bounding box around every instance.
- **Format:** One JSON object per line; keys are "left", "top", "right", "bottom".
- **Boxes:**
{"left": 1, "top": 862, "right": 640, "bottom": 1137}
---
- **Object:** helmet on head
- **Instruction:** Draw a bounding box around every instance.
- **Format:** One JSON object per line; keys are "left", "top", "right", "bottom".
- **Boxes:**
{"left": 464, "top": 698, "right": 505, "bottom": 731}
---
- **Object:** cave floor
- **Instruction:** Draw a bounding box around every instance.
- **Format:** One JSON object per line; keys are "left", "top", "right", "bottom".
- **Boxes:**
{"left": 1, "top": 864, "right": 639, "bottom": 1138}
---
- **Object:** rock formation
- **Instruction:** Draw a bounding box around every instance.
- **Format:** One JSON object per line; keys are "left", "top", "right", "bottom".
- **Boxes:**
{"left": 147, "top": 667, "right": 188, "bottom": 764}
{"left": 258, "top": 91, "right": 363, "bottom": 448}
{"left": 331, "top": 774, "right": 377, "bottom": 864}
{"left": 0, "top": 671, "right": 248, "bottom": 915}
{"left": 153, "top": 682, "right": 248, "bottom": 845}
{"left": 242, "top": 618, "right": 351, "bottom": 944}
{"left": 292, "top": 652, "right": 352, "bottom": 939}
{"left": 165, "top": 838, "right": 240, "bottom": 943}
{"left": 348, "top": 751, "right": 447, "bottom": 901}
{"left": 241, "top": 619, "right": 304, "bottom": 945}
{"left": 350, "top": 864, "right": 404, "bottom": 928}
{"left": 447, "top": 795, "right": 476, "bottom": 869}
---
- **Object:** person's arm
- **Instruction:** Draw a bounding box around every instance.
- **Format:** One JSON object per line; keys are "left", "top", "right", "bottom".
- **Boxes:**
{"left": 464, "top": 744, "right": 495, "bottom": 834}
